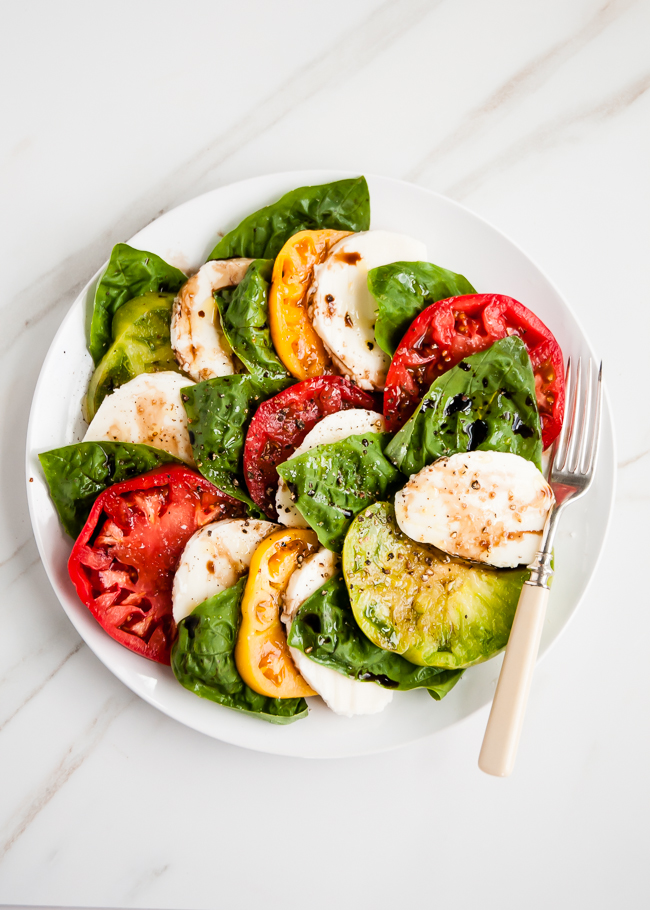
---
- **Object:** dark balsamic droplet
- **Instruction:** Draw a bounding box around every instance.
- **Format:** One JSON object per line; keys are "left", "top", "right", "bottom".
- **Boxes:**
{"left": 512, "top": 414, "right": 534, "bottom": 438}
{"left": 458, "top": 361, "right": 471, "bottom": 372}
{"left": 444, "top": 394, "right": 472, "bottom": 417}
{"left": 304, "top": 614, "right": 321, "bottom": 634}
{"left": 357, "top": 672, "right": 399, "bottom": 689}
{"left": 184, "top": 615, "right": 200, "bottom": 640}
{"left": 466, "top": 419, "right": 489, "bottom": 450}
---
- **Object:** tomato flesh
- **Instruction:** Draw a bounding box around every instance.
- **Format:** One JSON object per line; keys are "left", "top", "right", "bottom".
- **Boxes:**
{"left": 68, "top": 465, "right": 246, "bottom": 663}
{"left": 243, "top": 376, "right": 376, "bottom": 519}
{"left": 384, "top": 294, "right": 565, "bottom": 449}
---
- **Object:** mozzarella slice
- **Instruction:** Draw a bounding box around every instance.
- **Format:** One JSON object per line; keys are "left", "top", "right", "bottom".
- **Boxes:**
{"left": 276, "top": 409, "right": 385, "bottom": 527}
{"left": 84, "top": 371, "right": 195, "bottom": 464}
{"left": 172, "top": 518, "right": 277, "bottom": 622}
{"left": 395, "top": 451, "right": 555, "bottom": 568}
{"left": 310, "top": 231, "right": 427, "bottom": 390}
{"left": 170, "top": 258, "right": 252, "bottom": 382}
{"left": 282, "top": 548, "right": 393, "bottom": 717}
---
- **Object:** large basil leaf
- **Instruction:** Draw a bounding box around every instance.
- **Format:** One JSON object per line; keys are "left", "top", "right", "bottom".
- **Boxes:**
{"left": 288, "top": 574, "right": 463, "bottom": 698}
{"left": 385, "top": 336, "right": 543, "bottom": 476}
{"left": 172, "top": 578, "right": 308, "bottom": 724}
{"left": 276, "top": 433, "right": 401, "bottom": 552}
{"left": 86, "top": 292, "right": 180, "bottom": 420}
{"left": 215, "top": 259, "right": 292, "bottom": 395}
{"left": 182, "top": 375, "right": 266, "bottom": 516}
{"left": 89, "top": 244, "right": 186, "bottom": 365}
{"left": 208, "top": 177, "right": 370, "bottom": 261}
{"left": 368, "top": 261, "right": 476, "bottom": 356}
{"left": 39, "top": 441, "right": 182, "bottom": 538}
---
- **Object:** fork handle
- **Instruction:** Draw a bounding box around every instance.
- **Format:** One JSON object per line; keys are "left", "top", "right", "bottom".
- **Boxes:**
{"left": 478, "top": 582, "right": 549, "bottom": 777}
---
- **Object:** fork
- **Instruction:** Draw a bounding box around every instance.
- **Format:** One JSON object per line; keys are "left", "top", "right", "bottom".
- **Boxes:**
{"left": 478, "top": 358, "right": 603, "bottom": 777}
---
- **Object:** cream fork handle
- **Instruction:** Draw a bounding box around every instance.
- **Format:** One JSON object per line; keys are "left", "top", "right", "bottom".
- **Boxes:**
{"left": 478, "top": 583, "right": 549, "bottom": 777}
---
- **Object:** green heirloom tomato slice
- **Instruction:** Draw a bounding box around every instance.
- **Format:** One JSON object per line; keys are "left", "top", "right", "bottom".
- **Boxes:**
{"left": 288, "top": 573, "right": 464, "bottom": 697}
{"left": 89, "top": 243, "right": 186, "bottom": 366}
{"left": 342, "top": 502, "right": 528, "bottom": 669}
{"left": 86, "top": 291, "right": 180, "bottom": 420}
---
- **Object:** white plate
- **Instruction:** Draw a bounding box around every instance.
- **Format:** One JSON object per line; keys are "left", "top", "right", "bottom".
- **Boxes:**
{"left": 25, "top": 170, "right": 616, "bottom": 758}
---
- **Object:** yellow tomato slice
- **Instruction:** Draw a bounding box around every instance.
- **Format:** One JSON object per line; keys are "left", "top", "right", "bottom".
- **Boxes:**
{"left": 269, "top": 229, "right": 351, "bottom": 380}
{"left": 235, "top": 528, "right": 320, "bottom": 698}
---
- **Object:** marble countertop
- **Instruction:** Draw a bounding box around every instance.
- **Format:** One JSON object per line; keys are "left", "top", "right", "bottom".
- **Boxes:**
{"left": 1, "top": 1, "right": 648, "bottom": 908}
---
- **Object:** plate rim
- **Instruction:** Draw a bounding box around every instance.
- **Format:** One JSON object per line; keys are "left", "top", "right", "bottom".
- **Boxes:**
{"left": 25, "top": 169, "right": 617, "bottom": 758}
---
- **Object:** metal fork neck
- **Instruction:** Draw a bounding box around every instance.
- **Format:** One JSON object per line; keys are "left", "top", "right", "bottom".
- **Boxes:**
{"left": 526, "top": 505, "right": 564, "bottom": 589}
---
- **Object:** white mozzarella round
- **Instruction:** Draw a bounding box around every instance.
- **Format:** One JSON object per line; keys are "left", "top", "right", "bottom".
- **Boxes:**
{"left": 395, "top": 450, "right": 555, "bottom": 568}
{"left": 310, "top": 231, "right": 427, "bottom": 390}
{"left": 282, "top": 547, "right": 340, "bottom": 624}
{"left": 282, "top": 548, "right": 393, "bottom": 717}
{"left": 171, "top": 258, "right": 252, "bottom": 382}
{"left": 172, "top": 518, "right": 277, "bottom": 623}
{"left": 84, "top": 371, "right": 195, "bottom": 464}
{"left": 276, "top": 409, "right": 386, "bottom": 527}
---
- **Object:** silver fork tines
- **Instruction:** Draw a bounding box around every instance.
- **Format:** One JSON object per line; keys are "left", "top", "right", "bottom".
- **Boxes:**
{"left": 551, "top": 357, "right": 602, "bottom": 480}
{"left": 583, "top": 362, "right": 602, "bottom": 476}
{"left": 534, "top": 356, "right": 602, "bottom": 572}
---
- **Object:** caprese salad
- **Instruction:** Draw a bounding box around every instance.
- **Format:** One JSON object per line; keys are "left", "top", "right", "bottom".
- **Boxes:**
{"left": 39, "top": 176, "right": 564, "bottom": 723}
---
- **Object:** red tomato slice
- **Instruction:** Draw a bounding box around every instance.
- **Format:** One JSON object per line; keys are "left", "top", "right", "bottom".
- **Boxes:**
{"left": 384, "top": 294, "right": 565, "bottom": 449}
{"left": 68, "top": 465, "right": 246, "bottom": 664}
{"left": 243, "top": 376, "right": 376, "bottom": 520}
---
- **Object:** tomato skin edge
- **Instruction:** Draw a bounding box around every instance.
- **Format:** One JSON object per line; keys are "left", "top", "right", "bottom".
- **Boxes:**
{"left": 67, "top": 465, "right": 243, "bottom": 664}
{"left": 383, "top": 294, "right": 565, "bottom": 450}
{"left": 242, "top": 376, "right": 377, "bottom": 520}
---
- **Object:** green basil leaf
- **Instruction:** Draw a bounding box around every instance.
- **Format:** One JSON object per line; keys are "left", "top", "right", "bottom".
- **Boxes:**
{"left": 208, "top": 177, "right": 370, "bottom": 261}
{"left": 288, "top": 574, "right": 464, "bottom": 698}
{"left": 385, "top": 336, "right": 543, "bottom": 476}
{"left": 215, "top": 260, "right": 292, "bottom": 395}
{"left": 89, "top": 244, "right": 187, "bottom": 365}
{"left": 182, "top": 375, "right": 266, "bottom": 516}
{"left": 38, "top": 441, "right": 183, "bottom": 538}
{"left": 86, "top": 292, "right": 180, "bottom": 420}
{"left": 368, "top": 260, "right": 476, "bottom": 356}
{"left": 277, "top": 432, "right": 401, "bottom": 552}
{"left": 172, "top": 578, "right": 308, "bottom": 724}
